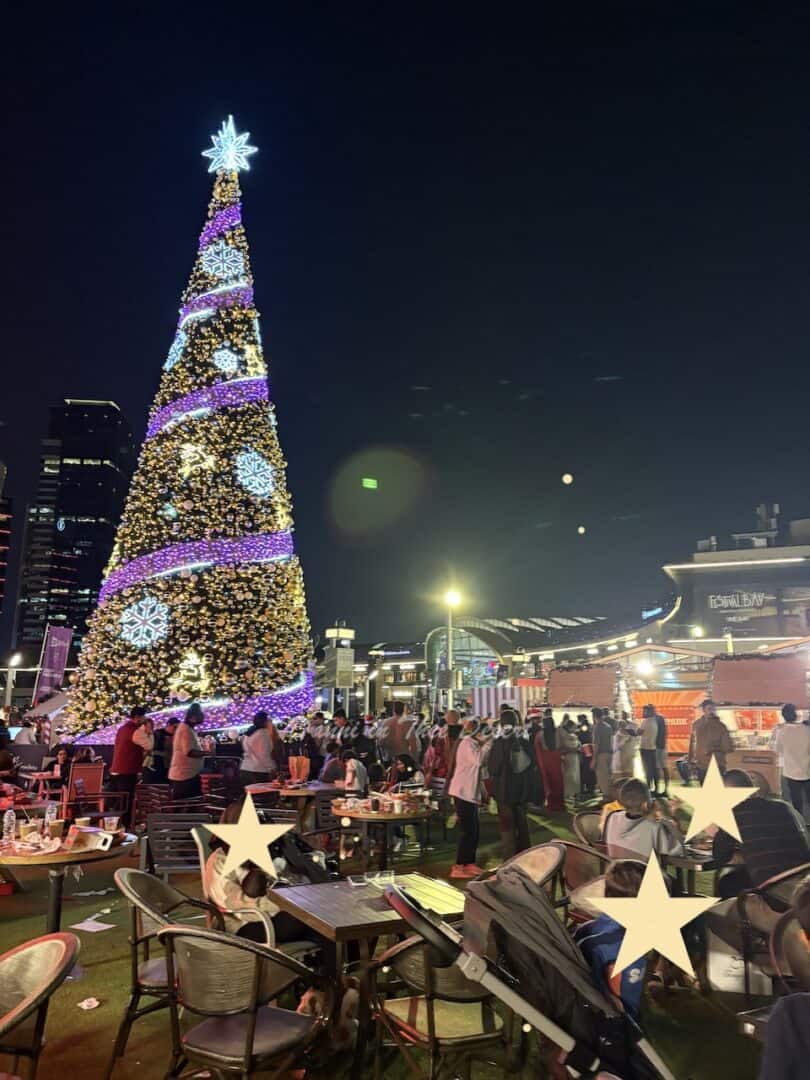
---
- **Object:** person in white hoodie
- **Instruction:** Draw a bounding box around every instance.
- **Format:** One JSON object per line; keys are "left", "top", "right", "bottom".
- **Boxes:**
{"left": 770, "top": 703, "right": 810, "bottom": 819}
{"left": 240, "top": 711, "right": 277, "bottom": 785}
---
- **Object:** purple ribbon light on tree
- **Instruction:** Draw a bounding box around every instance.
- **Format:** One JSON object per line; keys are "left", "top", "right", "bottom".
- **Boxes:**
{"left": 178, "top": 283, "right": 254, "bottom": 327}
{"left": 146, "top": 378, "right": 268, "bottom": 439}
{"left": 99, "top": 530, "right": 295, "bottom": 603}
{"left": 198, "top": 203, "right": 242, "bottom": 249}
{"left": 73, "top": 670, "right": 315, "bottom": 745}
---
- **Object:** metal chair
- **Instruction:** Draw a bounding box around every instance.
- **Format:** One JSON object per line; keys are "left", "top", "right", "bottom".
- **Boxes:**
{"left": 426, "top": 777, "right": 450, "bottom": 844}
{"left": 132, "top": 783, "right": 172, "bottom": 832}
{"left": 554, "top": 840, "right": 612, "bottom": 925}
{"left": 0, "top": 932, "right": 80, "bottom": 1079}
{"left": 370, "top": 933, "right": 505, "bottom": 1080}
{"left": 158, "top": 924, "right": 330, "bottom": 1078}
{"left": 144, "top": 812, "right": 212, "bottom": 879}
{"left": 106, "top": 867, "right": 224, "bottom": 1079}
{"left": 572, "top": 810, "right": 605, "bottom": 851}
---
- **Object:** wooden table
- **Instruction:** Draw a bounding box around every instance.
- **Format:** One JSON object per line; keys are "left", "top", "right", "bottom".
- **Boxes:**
{"left": 0, "top": 834, "right": 136, "bottom": 933}
{"left": 270, "top": 873, "right": 465, "bottom": 1069}
{"left": 336, "top": 806, "right": 434, "bottom": 871}
{"left": 245, "top": 781, "right": 337, "bottom": 830}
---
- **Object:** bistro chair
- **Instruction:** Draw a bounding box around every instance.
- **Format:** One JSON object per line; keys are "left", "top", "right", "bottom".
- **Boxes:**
{"left": 572, "top": 811, "right": 605, "bottom": 851}
{"left": 143, "top": 812, "right": 212, "bottom": 879}
{"left": 0, "top": 932, "right": 80, "bottom": 1079}
{"left": 106, "top": 867, "right": 224, "bottom": 1079}
{"left": 158, "top": 924, "right": 330, "bottom": 1078}
{"left": 370, "top": 933, "right": 505, "bottom": 1080}
{"left": 132, "top": 783, "right": 172, "bottom": 832}
{"left": 50, "top": 762, "right": 128, "bottom": 824}
{"left": 190, "top": 825, "right": 320, "bottom": 957}
{"left": 554, "top": 840, "right": 612, "bottom": 926}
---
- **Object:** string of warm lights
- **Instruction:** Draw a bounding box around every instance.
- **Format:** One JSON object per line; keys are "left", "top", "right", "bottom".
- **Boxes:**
{"left": 65, "top": 123, "right": 313, "bottom": 738}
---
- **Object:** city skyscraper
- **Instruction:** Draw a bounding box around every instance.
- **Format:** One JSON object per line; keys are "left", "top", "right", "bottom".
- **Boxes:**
{"left": 15, "top": 400, "right": 134, "bottom": 660}
{"left": 0, "top": 463, "right": 12, "bottom": 620}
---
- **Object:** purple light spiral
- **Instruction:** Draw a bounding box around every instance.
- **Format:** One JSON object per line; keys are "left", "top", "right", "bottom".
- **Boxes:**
{"left": 99, "top": 530, "right": 294, "bottom": 603}
{"left": 198, "top": 204, "right": 242, "bottom": 249}
{"left": 146, "top": 378, "right": 268, "bottom": 439}
{"left": 179, "top": 284, "right": 254, "bottom": 326}
{"left": 73, "top": 670, "right": 315, "bottom": 744}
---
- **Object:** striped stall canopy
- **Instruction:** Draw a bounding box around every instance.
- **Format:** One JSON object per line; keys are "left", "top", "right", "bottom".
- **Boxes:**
{"left": 471, "top": 684, "right": 546, "bottom": 719}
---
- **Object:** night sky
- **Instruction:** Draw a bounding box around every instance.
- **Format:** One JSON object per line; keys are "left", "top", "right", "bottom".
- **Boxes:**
{"left": 3, "top": 5, "right": 810, "bottom": 646}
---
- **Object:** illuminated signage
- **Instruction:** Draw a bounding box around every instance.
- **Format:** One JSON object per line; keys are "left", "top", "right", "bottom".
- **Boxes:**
{"left": 707, "top": 592, "right": 767, "bottom": 610}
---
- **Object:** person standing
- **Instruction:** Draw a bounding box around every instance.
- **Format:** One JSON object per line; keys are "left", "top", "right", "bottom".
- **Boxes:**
{"left": 558, "top": 716, "right": 582, "bottom": 806}
{"left": 377, "top": 700, "right": 419, "bottom": 764}
{"left": 447, "top": 721, "right": 485, "bottom": 879}
{"left": 147, "top": 718, "right": 179, "bottom": 783}
{"left": 577, "top": 713, "right": 596, "bottom": 796}
{"left": 533, "top": 710, "right": 564, "bottom": 812}
{"left": 611, "top": 717, "right": 639, "bottom": 783}
{"left": 489, "top": 709, "right": 535, "bottom": 859}
{"left": 13, "top": 720, "right": 37, "bottom": 745}
{"left": 655, "top": 708, "right": 670, "bottom": 796}
{"left": 110, "top": 706, "right": 148, "bottom": 827}
{"left": 639, "top": 705, "right": 659, "bottom": 792}
{"left": 168, "top": 703, "right": 207, "bottom": 800}
{"left": 592, "top": 708, "right": 614, "bottom": 803}
{"left": 770, "top": 703, "right": 810, "bottom": 818}
{"left": 240, "top": 711, "right": 276, "bottom": 786}
{"left": 688, "top": 699, "right": 733, "bottom": 781}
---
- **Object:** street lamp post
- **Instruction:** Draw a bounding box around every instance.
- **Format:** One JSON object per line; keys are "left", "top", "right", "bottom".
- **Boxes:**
{"left": 444, "top": 590, "right": 461, "bottom": 709}
{"left": 4, "top": 653, "right": 23, "bottom": 711}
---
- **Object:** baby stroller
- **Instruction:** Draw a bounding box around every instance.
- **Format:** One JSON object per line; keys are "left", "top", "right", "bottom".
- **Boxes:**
{"left": 384, "top": 865, "right": 677, "bottom": 1079}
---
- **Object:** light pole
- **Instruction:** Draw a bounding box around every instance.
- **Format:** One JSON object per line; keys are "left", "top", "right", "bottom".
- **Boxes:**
{"left": 4, "top": 652, "right": 22, "bottom": 711}
{"left": 444, "top": 589, "right": 461, "bottom": 709}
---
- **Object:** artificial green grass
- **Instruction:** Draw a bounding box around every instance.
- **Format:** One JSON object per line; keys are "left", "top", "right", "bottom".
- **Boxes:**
{"left": 0, "top": 802, "right": 762, "bottom": 1079}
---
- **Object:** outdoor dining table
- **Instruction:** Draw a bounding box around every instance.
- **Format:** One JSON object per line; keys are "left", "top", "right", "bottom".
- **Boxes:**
{"left": 269, "top": 872, "right": 466, "bottom": 1069}
{"left": 659, "top": 846, "right": 719, "bottom": 894}
{"left": 0, "top": 833, "right": 136, "bottom": 933}
{"left": 335, "top": 805, "right": 434, "bottom": 871}
{"left": 244, "top": 780, "right": 338, "bottom": 830}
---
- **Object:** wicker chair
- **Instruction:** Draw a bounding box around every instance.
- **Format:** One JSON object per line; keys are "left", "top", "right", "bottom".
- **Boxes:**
{"left": 370, "top": 934, "right": 505, "bottom": 1080}
{"left": 572, "top": 810, "right": 605, "bottom": 851}
{"left": 158, "top": 924, "right": 330, "bottom": 1078}
{"left": 0, "top": 932, "right": 80, "bottom": 1079}
{"left": 106, "top": 867, "right": 224, "bottom": 1078}
{"left": 553, "top": 840, "right": 612, "bottom": 926}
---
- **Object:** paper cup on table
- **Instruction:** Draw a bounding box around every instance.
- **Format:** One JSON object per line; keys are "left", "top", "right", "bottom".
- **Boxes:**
{"left": 75, "top": 817, "right": 91, "bottom": 827}
{"left": 393, "top": 799, "right": 404, "bottom": 814}
{"left": 103, "top": 816, "right": 119, "bottom": 833}
{"left": 48, "top": 819, "right": 65, "bottom": 840}
{"left": 20, "top": 821, "right": 39, "bottom": 839}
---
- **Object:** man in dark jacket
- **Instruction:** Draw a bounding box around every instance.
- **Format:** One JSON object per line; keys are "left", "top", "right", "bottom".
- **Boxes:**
{"left": 489, "top": 709, "right": 536, "bottom": 858}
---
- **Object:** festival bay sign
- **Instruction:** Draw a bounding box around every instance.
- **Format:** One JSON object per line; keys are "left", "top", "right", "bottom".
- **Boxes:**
{"left": 707, "top": 591, "right": 768, "bottom": 610}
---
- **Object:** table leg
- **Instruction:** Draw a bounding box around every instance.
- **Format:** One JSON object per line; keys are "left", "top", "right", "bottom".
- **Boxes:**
{"left": 352, "top": 937, "right": 372, "bottom": 1072}
{"left": 380, "top": 824, "right": 389, "bottom": 872}
{"left": 46, "top": 867, "right": 66, "bottom": 934}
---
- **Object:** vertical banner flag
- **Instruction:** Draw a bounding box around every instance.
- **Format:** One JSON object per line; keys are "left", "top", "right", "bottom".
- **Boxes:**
{"left": 33, "top": 625, "right": 74, "bottom": 705}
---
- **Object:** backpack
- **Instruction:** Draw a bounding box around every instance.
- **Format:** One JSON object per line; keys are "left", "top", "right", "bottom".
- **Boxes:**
{"left": 510, "top": 738, "right": 532, "bottom": 775}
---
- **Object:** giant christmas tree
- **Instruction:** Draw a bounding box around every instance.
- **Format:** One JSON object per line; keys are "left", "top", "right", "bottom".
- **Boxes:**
{"left": 66, "top": 118, "right": 313, "bottom": 741}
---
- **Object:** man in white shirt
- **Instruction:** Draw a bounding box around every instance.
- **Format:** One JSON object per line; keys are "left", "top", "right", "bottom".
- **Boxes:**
{"left": 770, "top": 703, "right": 810, "bottom": 819}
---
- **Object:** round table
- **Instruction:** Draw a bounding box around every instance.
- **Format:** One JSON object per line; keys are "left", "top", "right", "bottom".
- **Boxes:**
{"left": 0, "top": 834, "right": 136, "bottom": 933}
{"left": 335, "top": 806, "right": 433, "bottom": 871}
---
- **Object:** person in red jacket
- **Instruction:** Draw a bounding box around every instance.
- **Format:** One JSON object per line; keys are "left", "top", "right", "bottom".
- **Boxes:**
{"left": 110, "top": 705, "right": 147, "bottom": 827}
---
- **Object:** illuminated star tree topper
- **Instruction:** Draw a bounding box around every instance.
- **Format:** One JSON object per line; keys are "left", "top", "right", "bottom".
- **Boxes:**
{"left": 202, "top": 115, "right": 258, "bottom": 173}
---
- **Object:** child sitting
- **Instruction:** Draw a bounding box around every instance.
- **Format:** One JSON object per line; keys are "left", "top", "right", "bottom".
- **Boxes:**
{"left": 599, "top": 777, "right": 629, "bottom": 835}
{"left": 604, "top": 778, "right": 684, "bottom": 861}
{"left": 575, "top": 859, "right": 647, "bottom": 1020}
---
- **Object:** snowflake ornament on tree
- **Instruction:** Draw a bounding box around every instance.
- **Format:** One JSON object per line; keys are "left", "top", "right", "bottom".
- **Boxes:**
{"left": 212, "top": 347, "right": 240, "bottom": 374}
{"left": 164, "top": 330, "right": 187, "bottom": 372}
{"left": 235, "top": 449, "right": 275, "bottom": 497}
{"left": 120, "top": 595, "right": 170, "bottom": 648}
{"left": 201, "top": 240, "right": 244, "bottom": 280}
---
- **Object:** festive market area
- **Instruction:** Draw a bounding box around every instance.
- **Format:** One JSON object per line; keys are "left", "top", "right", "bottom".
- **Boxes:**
{"left": 4, "top": 8, "right": 810, "bottom": 1080}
